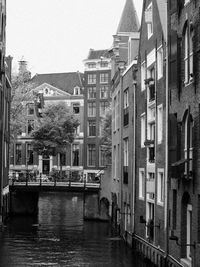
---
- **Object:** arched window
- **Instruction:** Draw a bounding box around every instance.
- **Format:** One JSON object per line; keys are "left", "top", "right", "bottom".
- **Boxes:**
{"left": 183, "top": 21, "right": 193, "bottom": 84}
{"left": 184, "top": 109, "right": 193, "bottom": 177}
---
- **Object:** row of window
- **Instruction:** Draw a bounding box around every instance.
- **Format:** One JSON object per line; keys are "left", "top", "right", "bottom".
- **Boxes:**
{"left": 141, "top": 104, "right": 163, "bottom": 147}
{"left": 87, "top": 73, "right": 109, "bottom": 85}
{"left": 87, "top": 144, "right": 107, "bottom": 167}
{"left": 87, "top": 86, "right": 110, "bottom": 99}
{"left": 139, "top": 168, "right": 164, "bottom": 205}
{"left": 87, "top": 101, "right": 109, "bottom": 117}
{"left": 13, "top": 143, "right": 81, "bottom": 167}
{"left": 87, "top": 61, "right": 109, "bottom": 69}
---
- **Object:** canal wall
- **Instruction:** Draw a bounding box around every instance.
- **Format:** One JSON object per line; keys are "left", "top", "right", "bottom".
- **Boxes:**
{"left": 84, "top": 192, "right": 109, "bottom": 221}
{"left": 10, "top": 191, "right": 39, "bottom": 215}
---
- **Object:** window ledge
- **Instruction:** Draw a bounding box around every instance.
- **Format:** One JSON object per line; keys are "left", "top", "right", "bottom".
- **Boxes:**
{"left": 157, "top": 201, "right": 164, "bottom": 207}
{"left": 180, "top": 258, "right": 191, "bottom": 267}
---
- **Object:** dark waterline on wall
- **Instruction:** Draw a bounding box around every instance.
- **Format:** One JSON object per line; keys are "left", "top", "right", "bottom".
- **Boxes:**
{"left": 0, "top": 192, "right": 153, "bottom": 266}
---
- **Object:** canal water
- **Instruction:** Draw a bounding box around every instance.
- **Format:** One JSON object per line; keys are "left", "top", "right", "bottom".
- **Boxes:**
{"left": 0, "top": 192, "right": 152, "bottom": 267}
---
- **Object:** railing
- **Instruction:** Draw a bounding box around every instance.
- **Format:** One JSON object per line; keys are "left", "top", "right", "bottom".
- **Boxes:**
{"left": 132, "top": 234, "right": 184, "bottom": 267}
{"left": 9, "top": 174, "right": 100, "bottom": 189}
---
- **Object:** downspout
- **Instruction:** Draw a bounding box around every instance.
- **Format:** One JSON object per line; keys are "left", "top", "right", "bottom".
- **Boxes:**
{"left": 132, "top": 79, "right": 136, "bottom": 234}
{"left": 164, "top": 0, "right": 169, "bottom": 260}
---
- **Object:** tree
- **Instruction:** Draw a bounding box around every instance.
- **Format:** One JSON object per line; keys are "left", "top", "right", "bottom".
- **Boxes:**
{"left": 10, "top": 75, "right": 36, "bottom": 140}
{"left": 32, "top": 102, "right": 79, "bottom": 174}
{"left": 100, "top": 106, "right": 112, "bottom": 163}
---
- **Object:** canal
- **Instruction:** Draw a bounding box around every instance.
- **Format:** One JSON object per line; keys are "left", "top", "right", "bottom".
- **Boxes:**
{"left": 0, "top": 192, "right": 153, "bottom": 266}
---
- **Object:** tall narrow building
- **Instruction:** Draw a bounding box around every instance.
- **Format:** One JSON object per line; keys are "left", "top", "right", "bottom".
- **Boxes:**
{"left": 0, "top": 0, "right": 12, "bottom": 223}
{"left": 110, "top": 0, "right": 140, "bottom": 237}
{"left": 83, "top": 49, "right": 111, "bottom": 181}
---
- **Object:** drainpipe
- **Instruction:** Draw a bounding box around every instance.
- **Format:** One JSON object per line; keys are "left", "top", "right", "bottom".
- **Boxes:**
{"left": 132, "top": 79, "right": 136, "bottom": 234}
{"left": 164, "top": 0, "right": 169, "bottom": 261}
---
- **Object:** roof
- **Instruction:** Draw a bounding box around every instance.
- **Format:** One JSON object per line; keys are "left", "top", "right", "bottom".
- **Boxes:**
{"left": 117, "top": 0, "right": 140, "bottom": 33}
{"left": 31, "top": 72, "right": 84, "bottom": 94}
{"left": 156, "top": 0, "right": 167, "bottom": 41}
{"left": 86, "top": 49, "right": 110, "bottom": 60}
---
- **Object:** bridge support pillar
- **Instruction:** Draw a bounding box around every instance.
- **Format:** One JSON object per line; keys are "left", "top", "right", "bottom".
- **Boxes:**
{"left": 83, "top": 192, "right": 109, "bottom": 221}
{"left": 10, "top": 191, "right": 39, "bottom": 216}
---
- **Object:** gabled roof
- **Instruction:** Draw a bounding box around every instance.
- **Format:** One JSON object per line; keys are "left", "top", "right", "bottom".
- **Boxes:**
{"left": 117, "top": 0, "right": 140, "bottom": 33}
{"left": 156, "top": 0, "right": 167, "bottom": 41}
{"left": 31, "top": 72, "right": 84, "bottom": 94}
{"left": 86, "top": 49, "right": 110, "bottom": 60}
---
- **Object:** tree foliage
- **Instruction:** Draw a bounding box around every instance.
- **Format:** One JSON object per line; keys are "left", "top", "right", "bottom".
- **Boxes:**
{"left": 100, "top": 106, "right": 112, "bottom": 161}
{"left": 10, "top": 75, "right": 36, "bottom": 140}
{"left": 32, "top": 102, "right": 79, "bottom": 156}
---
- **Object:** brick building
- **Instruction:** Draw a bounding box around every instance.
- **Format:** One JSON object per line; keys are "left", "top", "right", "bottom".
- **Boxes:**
{"left": 0, "top": 0, "right": 12, "bottom": 223}
{"left": 168, "top": 1, "right": 200, "bottom": 266}
{"left": 134, "top": 0, "right": 167, "bottom": 255}
{"left": 110, "top": 0, "right": 140, "bottom": 236}
{"left": 10, "top": 70, "right": 84, "bottom": 180}
{"left": 83, "top": 49, "right": 111, "bottom": 181}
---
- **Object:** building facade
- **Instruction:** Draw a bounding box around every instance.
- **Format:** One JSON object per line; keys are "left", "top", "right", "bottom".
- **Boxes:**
{"left": 110, "top": 0, "right": 140, "bottom": 238}
{"left": 10, "top": 71, "right": 84, "bottom": 181}
{"left": 168, "top": 0, "right": 200, "bottom": 266}
{"left": 83, "top": 49, "right": 111, "bottom": 181}
{"left": 0, "top": 0, "right": 12, "bottom": 223}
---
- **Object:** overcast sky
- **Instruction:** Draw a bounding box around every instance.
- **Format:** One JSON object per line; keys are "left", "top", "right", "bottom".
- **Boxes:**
{"left": 6, "top": 0, "right": 143, "bottom": 76}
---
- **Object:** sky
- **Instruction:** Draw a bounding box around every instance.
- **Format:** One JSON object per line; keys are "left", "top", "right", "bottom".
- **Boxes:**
{"left": 6, "top": 0, "right": 143, "bottom": 76}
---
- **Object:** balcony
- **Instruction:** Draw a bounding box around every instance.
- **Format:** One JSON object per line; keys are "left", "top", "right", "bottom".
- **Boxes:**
{"left": 123, "top": 166, "right": 128, "bottom": 184}
{"left": 144, "top": 139, "right": 154, "bottom": 147}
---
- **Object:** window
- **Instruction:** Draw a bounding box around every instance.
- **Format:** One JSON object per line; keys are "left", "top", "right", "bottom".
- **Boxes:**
{"left": 139, "top": 168, "right": 145, "bottom": 200}
{"left": 88, "top": 102, "right": 96, "bottom": 117}
{"left": 184, "top": 22, "right": 194, "bottom": 84}
{"left": 73, "top": 103, "right": 80, "bottom": 114}
{"left": 16, "top": 144, "right": 22, "bottom": 165}
{"left": 60, "top": 153, "right": 66, "bottom": 166}
{"left": 100, "top": 86, "right": 108, "bottom": 99}
{"left": 145, "top": 3, "right": 153, "bottom": 39}
{"left": 113, "top": 145, "right": 116, "bottom": 178}
{"left": 100, "top": 61, "right": 108, "bottom": 68}
{"left": 87, "top": 144, "right": 96, "bottom": 166}
{"left": 27, "top": 144, "right": 34, "bottom": 165}
{"left": 123, "top": 138, "right": 128, "bottom": 167}
{"left": 141, "top": 62, "right": 146, "bottom": 91}
{"left": 100, "top": 73, "right": 109, "bottom": 83}
{"left": 141, "top": 113, "right": 146, "bottom": 147}
{"left": 100, "top": 101, "right": 109, "bottom": 116}
{"left": 88, "top": 87, "right": 96, "bottom": 99}
{"left": 27, "top": 120, "right": 34, "bottom": 134}
{"left": 75, "top": 125, "right": 80, "bottom": 135}
{"left": 184, "top": 111, "right": 193, "bottom": 176}
{"left": 157, "top": 170, "right": 164, "bottom": 205}
{"left": 88, "top": 63, "right": 96, "bottom": 69}
{"left": 123, "top": 89, "right": 129, "bottom": 126}
{"left": 27, "top": 103, "right": 34, "bottom": 115}
{"left": 72, "top": 144, "right": 79, "bottom": 166}
{"left": 157, "top": 105, "right": 163, "bottom": 143}
{"left": 74, "top": 87, "right": 80, "bottom": 95}
{"left": 88, "top": 121, "right": 96, "bottom": 136}
{"left": 157, "top": 47, "right": 163, "bottom": 79}
{"left": 88, "top": 74, "right": 96, "bottom": 84}
{"left": 99, "top": 146, "right": 106, "bottom": 166}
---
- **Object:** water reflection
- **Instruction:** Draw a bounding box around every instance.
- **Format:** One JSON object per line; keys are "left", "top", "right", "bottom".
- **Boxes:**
{"left": 0, "top": 192, "right": 152, "bottom": 266}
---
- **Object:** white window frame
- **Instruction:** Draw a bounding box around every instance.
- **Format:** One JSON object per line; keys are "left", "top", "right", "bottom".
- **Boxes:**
{"left": 139, "top": 168, "right": 145, "bottom": 200}
{"left": 157, "top": 46, "right": 163, "bottom": 80}
{"left": 157, "top": 104, "right": 163, "bottom": 144}
{"left": 141, "top": 113, "right": 146, "bottom": 147}
{"left": 123, "top": 138, "right": 128, "bottom": 167}
{"left": 146, "top": 3, "right": 153, "bottom": 39}
{"left": 100, "top": 73, "right": 109, "bottom": 84}
{"left": 141, "top": 61, "right": 146, "bottom": 91}
{"left": 157, "top": 169, "right": 164, "bottom": 206}
{"left": 88, "top": 74, "right": 96, "bottom": 84}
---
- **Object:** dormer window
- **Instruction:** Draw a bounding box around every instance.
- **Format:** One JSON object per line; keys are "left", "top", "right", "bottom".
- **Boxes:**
{"left": 88, "top": 63, "right": 96, "bottom": 69}
{"left": 145, "top": 3, "right": 153, "bottom": 39}
{"left": 74, "top": 86, "right": 80, "bottom": 95}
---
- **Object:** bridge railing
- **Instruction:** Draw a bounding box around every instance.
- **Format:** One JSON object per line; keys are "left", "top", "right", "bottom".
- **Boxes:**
{"left": 9, "top": 172, "right": 101, "bottom": 188}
